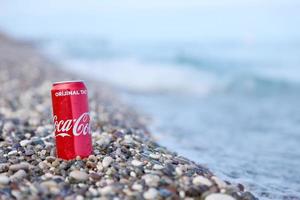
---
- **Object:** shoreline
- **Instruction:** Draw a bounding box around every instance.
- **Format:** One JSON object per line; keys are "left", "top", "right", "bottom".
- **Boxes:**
{"left": 0, "top": 33, "right": 257, "bottom": 199}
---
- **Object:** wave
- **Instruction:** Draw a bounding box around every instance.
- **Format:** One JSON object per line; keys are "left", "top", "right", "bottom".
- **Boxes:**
{"left": 58, "top": 57, "right": 300, "bottom": 97}
{"left": 40, "top": 39, "right": 300, "bottom": 96}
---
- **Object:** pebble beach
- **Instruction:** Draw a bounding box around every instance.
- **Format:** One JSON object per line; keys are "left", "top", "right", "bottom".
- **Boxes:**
{"left": 0, "top": 33, "right": 257, "bottom": 200}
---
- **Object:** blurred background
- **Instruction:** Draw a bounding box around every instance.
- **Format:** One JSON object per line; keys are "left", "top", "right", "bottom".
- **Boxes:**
{"left": 1, "top": 0, "right": 300, "bottom": 199}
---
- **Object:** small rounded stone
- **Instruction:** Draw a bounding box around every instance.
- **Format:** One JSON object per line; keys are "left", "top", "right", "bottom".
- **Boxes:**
{"left": 0, "top": 175, "right": 10, "bottom": 185}
{"left": 193, "top": 175, "right": 212, "bottom": 186}
{"left": 131, "top": 160, "right": 143, "bottom": 167}
{"left": 70, "top": 170, "right": 89, "bottom": 182}
{"left": 143, "top": 188, "right": 158, "bottom": 199}
{"left": 102, "top": 156, "right": 113, "bottom": 168}
{"left": 205, "top": 193, "right": 235, "bottom": 200}
{"left": 142, "top": 174, "right": 160, "bottom": 187}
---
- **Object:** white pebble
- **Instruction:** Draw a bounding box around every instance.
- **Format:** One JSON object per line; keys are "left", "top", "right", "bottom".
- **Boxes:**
{"left": 20, "top": 139, "right": 31, "bottom": 147}
{"left": 193, "top": 175, "right": 212, "bottom": 186}
{"left": 149, "top": 153, "right": 160, "bottom": 160}
{"left": 131, "top": 160, "right": 143, "bottom": 167}
{"left": 102, "top": 156, "right": 113, "bottom": 168}
{"left": 143, "top": 188, "right": 158, "bottom": 199}
{"left": 142, "top": 174, "right": 160, "bottom": 187}
{"left": 132, "top": 183, "right": 143, "bottom": 191}
{"left": 0, "top": 175, "right": 10, "bottom": 185}
{"left": 175, "top": 167, "right": 183, "bottom": 176}
{"left": 153, "top": 164, "right": 164, "bottom": 170}
{"left": 205, "top": 193, "right": 235, "bottom": 200}
{"left": 7, "top": 150, "right": 18, "bottom": 156}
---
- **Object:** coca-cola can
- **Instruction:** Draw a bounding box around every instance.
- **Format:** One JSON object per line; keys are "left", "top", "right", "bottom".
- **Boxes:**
{"left": 51, "top": 80, "right": 93, "bottom": 160}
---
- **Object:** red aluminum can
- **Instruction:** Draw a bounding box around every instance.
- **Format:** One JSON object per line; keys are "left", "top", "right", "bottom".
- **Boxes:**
{"left": 51, "top": 80, "right": 93, "bottom": 160}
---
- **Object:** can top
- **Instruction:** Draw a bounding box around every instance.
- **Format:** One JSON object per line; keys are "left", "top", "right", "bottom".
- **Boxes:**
{"left": 53, "top": 80, "right": 84, "bottom": 86}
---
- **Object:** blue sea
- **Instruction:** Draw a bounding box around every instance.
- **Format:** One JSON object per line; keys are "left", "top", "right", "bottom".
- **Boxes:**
{"left": 1, "top": 1, "right": 300, "bottom": 199}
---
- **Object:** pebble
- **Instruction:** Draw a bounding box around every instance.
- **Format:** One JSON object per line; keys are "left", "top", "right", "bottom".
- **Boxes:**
{"left": 0, "top": 175, "right": 10, "bottom": 185}
{"left": 90, "top": 173, "right": 101, "bottom": 181}
{"left": 3, "top": 121, "right": 15, "bottom": 133}
{"left": 99, "top": 186, "right": 114, "bottom": 195}
{"left": 41, "top": 180, "right": 59, "bottom": 194}
{"left": 102, "top": 156, "right": 113, "bottom": 168}
{"left": 193, "top": 175, "right": 212, "bottom": 186}
{"left": 175, "top": 167, "right": 183, "bottom": 176}
{"left": 96, "top": 133, "right": 112, "bottom": 148}
{"left": 9, "top": 163, "right": 29, "bottom": 171}
{"left": 123, "top": 135, "right": 134, "bottom": 144}
{"left": 153, "top": 164, "right": 164, "bottom": 170}
{"left": 132, "top": 183, "right": 143, "bottom": 191}
{"left": 143, "top": 188, "right": 158, "bottom": 199}
{"left": 10, "top": 169, "right": 27, "bottom": 182}
{"left": 7, "top": 150, "right": 18, "bottom": 156}
{"left": 211, "top": 176, "right": 228, "bottom": 189}
{"left": 149, "top": 153, "right": 161, "bottom": 160}
{"left": 205, "top": 193, "right": 235, "bottom": 200}
{"left": 142, "top": 174, "right": 160, "bottom": 187}
{"left": 70, "top": 170, "right": 89, "bottom": 182}
{"left": 131, "top": 160, "right": 143, "bottom": 167}
{"left": 0, "top": 163, "right": 9, "bottom": 173}
{"left": 20, "top": 139, "right": 31, "bottom": 147}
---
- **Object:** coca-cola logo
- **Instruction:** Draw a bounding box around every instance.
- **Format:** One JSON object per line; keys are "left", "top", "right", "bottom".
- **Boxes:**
{"left": 53, "top": 112, "right": 91, "bottom": 137}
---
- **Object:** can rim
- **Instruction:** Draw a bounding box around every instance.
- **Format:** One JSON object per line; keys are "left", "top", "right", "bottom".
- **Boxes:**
{"left": 53, "top": 80, "right": 84, "bottom": 85}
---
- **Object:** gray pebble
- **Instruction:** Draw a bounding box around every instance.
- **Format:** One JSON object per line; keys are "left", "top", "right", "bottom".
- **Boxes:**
{"left": 9, "top": 162, "right": 29, "bottom": 171}
{"left": 70, "top": 170, "right": 89, "bottom": 182}
{"left": 0, "top": 175, "right": 10, "bottom": 185}
{"left": 10, "top": 169, "right": 27, "bottom": 182}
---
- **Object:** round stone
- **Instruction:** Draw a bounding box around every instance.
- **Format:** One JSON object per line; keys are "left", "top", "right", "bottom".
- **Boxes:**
{"left": 20, "top": 139, "right": 31, "bottom": 147}
{"left": 205, "top": 193, "right": 235, "bottom": 200}
{"left": 144, "top": 188, "right": 158, "bottom": 199}
{"left": 0, "top": 163, "right": 9, "bottom": 173}
{"left": 70, "top": 170, "right": 89, "bottom": 182}
{"left": 149, "top": 153, "right": 160, "bottom": 160}
{"left": 131, "top": 160, "right": 143, "bottom": 167}
{"left": 132, "top": 183, "right": 143, "bottom": 191}
{"left": 142, "top": 174, "right": 160, "bottom": 187}
{"left": 10, "top": 170, "right": 27, "bottom": 182}
{"left": 193, "top": 175, "right": 212, "bottom": 186}
{"left": 211, "top": 176, "right": 227, "bottom": 189}
{"left": 0, "top": 175, "right": 10, "bottom": 185}
{"left": 9, "top": 163, "right": 29, "bottom": 171}
{"left": 102, "top": 156, "right": 113, "bottom": 168}
{"left": 153, "top": 164, "right": 164, "bottom": 170}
